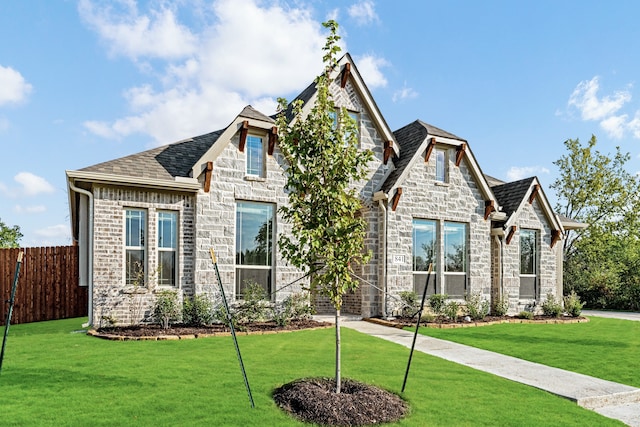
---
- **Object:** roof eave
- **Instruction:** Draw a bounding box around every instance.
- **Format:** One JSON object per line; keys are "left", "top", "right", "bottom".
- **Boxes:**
{"left": 66, "top": 170, "right": 201, "bottom": 192}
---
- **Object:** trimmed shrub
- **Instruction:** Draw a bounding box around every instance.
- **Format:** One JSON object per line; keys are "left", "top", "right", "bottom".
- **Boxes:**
{"left": 465, "top": 292, "right": 490, "bottom": 320}
{"left": 399, "top": 291, "right": 420, "bottom": 317}
{"left": 273, "top": 292, "right": 315, "bottom": 326}
{"left": 153, "top": 290, "right": 181, "bottom": 330}
{"left": 563, "top": 291, "right": 584, "bottom": 317}
{"left": 428, "top": 294, "right": 448, "bottom": 316}
{"left": 235, "top": 281, "right": 271, "bottom": 323}
{"left": 183, "top": 294, "right": 214, "bottom": 326}
{"left": 541, "top": 293, "right": 563, "bottom": 318}
{"left": 518, "top": 310, "right": 534, "bottom": 320}
{"left": 491, "top": 295, "right": 509, "bottom": 317}
{"left": 443, "top": 301, "right": 460, "bottom": 321}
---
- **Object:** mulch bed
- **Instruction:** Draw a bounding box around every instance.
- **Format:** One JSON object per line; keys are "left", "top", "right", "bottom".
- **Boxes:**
{"left": 90, "top": 319, "right": 332, "bottom": 340}
{"left": 369, "top": 314, "right": 589, "bottom": 329}
{"left": 273, "top": 377, "right": 409, "bottom": 426}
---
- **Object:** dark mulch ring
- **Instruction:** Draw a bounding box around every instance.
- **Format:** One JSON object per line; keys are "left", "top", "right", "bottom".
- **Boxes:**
{"left": 96, "top": 319, "right": 331, "bottom": 337}
{"left": 379, "top": 314, "right": 588, "bottom": 328}
{"left": 273, "top": 377, "right": 409, "bottom": 427}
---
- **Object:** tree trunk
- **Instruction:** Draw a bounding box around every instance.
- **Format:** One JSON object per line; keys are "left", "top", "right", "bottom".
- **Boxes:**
{"left": 335, "top": 307, "right": 341, "bottom": 394}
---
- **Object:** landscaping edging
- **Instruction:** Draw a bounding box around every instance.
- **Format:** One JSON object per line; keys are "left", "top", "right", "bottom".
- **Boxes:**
{"left": 87, "top": 324, "right": 333, "bottom": 341}
{"left": 365, "top": 316, "right": 590, "bottom": 329}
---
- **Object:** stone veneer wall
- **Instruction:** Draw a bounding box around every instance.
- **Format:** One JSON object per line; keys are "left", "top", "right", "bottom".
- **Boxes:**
{"left": 501, "top": 199, "right": 559, "bottom": 314}
{"left": 194, "top": 75, "right": 389, "bottom": 316}
{"left": 91, "top": 186, "right": 195, "bottom": 326}
{"left": 385, "top": 145, "right": 492, "bottom": 314}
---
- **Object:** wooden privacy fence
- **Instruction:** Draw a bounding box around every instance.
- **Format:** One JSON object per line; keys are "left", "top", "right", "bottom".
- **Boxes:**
{"left": 0, "top": 246, "right": 87, "bottom": 325}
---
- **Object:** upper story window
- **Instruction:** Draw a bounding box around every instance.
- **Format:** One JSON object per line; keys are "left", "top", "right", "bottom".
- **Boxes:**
{"left": 246, "top": 135, "right": 264, "bottom": 177}
{"left": 157, "top": 211, "right": 178, "bottom": 287}
{"left": 125, "top": 209, "right": 146, "bottom": 286}
{"left": 435, "top": 148, "right": 447, "bottom": 182}
{"left": 329, "top": 109, "right": 360, "bottom": 145}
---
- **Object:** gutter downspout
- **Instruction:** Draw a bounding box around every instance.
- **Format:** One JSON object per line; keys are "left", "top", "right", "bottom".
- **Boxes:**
{"left": 68, "top": 181, "right": 94, "bottom": 328}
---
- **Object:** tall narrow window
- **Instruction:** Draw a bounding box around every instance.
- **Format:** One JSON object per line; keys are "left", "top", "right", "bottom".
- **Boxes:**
{"left": 236, "top": 201, "right": 274, "bottom": 298}
{"left": 520, "top": 229, "right": 538, "bottom": 299}
{"left": 158, "top": 211, "right": 177, "bottom": 286}
{"left": 435, "top": 149, "right": 447, "bottom": 182}
{"left": 413, "top": 219, "right": 437, "bottom": 296}
{"left": 125, "top": 209, "right": 146, "bottom": 286}
{"left": 444, "top": 222, "right": 467, "bottom": 297}
{"left": 246, "top": 135, "right": 264, "bottom": 177}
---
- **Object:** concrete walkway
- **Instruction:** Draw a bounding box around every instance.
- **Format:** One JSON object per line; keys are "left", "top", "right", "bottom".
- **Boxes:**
{"left": 316, "top": 315, "right": 640, "bottom": 426}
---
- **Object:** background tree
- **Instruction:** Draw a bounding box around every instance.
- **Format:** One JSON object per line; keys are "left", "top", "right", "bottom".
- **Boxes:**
{"left": 0, "top": 218, "right": 23, "bottom": 248}
{"left": 551, "top": 136, "right": 640, "bottom": 309}
{"left": 276, "top": 21, "right": 373, "bottom": 393}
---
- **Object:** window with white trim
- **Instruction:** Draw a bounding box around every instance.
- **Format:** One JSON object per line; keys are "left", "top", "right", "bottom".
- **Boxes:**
{"left": 246, "top": 135, "right": 264, "bottom": 177}
{"left": 236, "top": 201, "right": 274, "bottom": 298}
{"left": 435, "top": 148, "right": 447, "bottom": 182}
{"left": 157, "top": 211, "right": 178, "bottom": 287}
{"left": 329, "top": 109, "right": 360, "bottom": 145}
{"left": 125, "top": 209, "right": 146, "bottom": 286}
{"left": 413, "top": 219, "right": 437, "bottom": 296}
{"left": 444, "top": 222, "right": 467, "bottom": 297}
{"left": 520, "top": 229, "right": 538, "bottom": 299}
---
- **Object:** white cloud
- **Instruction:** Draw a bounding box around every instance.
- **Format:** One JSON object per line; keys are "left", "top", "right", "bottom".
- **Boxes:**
{"left": 568, "top": 77, "right": 631, "bottom": 121}
{"left": 565, "top": 76, "right": 640, "bottom": 139}
{"left": 392, "top": 82, "right": 418, "bottom": 103}
{"left": 354, "top": 54, "right": 388, "bottom": 88}
{"left": 34, "top": 224, "right": 70, "bottom": 239}
{"left": 14, "top": 205, "right": 46, "bottom": 214}
{"left": 600, "top": 114, "right": 628, "bottom": 139}
{"left": 78, "top": 0, "right": 198, "bottom": 60}
{"left": 506, "top": 166, "right": 550, "bottom": 181}
{"left": 80, "top": 0, "right": 341, "bottom": 146}
{"left": 14, "top": 172, "right": 55, "bottom": 196}
{"left": 0, "top": 65, "right": 33, "bottom": 106}
{"left": 348, "top": 1, "right": 379, "bottom": 26}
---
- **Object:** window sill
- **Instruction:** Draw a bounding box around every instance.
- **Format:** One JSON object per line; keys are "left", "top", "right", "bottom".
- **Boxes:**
{"left": 244, "top": 175, "right": 266, "bottom": 182}
{"left": 122, "top": 287, "right": 148, "bottom": 294}
{"left": 434, "top": 181, "right": 449, "bottom": 187}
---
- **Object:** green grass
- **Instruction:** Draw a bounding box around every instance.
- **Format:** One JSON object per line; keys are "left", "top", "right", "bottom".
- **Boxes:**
{"left": 0, "top": 318, "right": 622, "bottom": 426}
{"left": 416, "top": 316, "right": 640, "bottom": 388}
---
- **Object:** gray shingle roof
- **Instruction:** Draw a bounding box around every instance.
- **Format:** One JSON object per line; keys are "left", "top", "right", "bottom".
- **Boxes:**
{"left": 380, "top": 120, "right": 465, "bottom": 193}
{"left": 239, "top": 105, "right": 275, "bottom": 123}
{"left": 81, "top": 129, "right": 224, "bottom": 180}
{"left": 491, "top": 177, "right": 535, "bottom": 218}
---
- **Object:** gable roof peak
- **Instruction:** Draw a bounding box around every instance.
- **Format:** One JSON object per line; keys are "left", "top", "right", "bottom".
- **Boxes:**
{"left": 238, "top": 105, "right": 274, "bottom": 123}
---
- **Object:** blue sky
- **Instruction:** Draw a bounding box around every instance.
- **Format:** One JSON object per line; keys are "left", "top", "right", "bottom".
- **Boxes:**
{"left": 2, "top": 0, "right": 640, "bottom": 247}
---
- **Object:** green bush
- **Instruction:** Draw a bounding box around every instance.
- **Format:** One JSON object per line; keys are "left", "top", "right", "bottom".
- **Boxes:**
{"left": 491, "top": 295, "right": 509, "bottom": 316}
{"left": 465, "top": 292, "right": 490, "bottom": 320}
{"left": 443, "top": 301, "right": 459, "bottom": 321}
{"left": 563, "top": 291, "right": 584, "bottom": 317}
{"left": 235, "top": 281, "right": 271, "bottom": 323}
{"left": 273, "top": 292, "right": 315, "bottom": 326}
{"left": 518, "top": 310, "right": 534, "bottom": 320}
{"left": 541, "top": 293, "right": 563, "bottom": 318}
{"left": 429, "top": 294, "right": 448, "bottom": 316}
{"left": 153, "top": 290, "right": 181, "bottom": 330}
{"left": 183, "top": 294, "right": 214, "bottom": 326}
{"left": 420, "top": 311, "right": 435, "bottom": 323}
{"left": 399, "top": 291, "right": 420, "bottom": 317}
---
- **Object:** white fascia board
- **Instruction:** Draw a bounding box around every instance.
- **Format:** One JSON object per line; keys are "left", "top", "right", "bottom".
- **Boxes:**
{"left": 191, "top": 115, "right": 275, "bottom": 178}
{"left": 66, "top": 170, "right": 201, "bottom": 192}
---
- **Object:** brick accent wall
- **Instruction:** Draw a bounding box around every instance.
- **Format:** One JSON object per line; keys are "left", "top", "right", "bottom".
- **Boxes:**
{"left": 91, "top": 186, "right": 195, "bottom": 326}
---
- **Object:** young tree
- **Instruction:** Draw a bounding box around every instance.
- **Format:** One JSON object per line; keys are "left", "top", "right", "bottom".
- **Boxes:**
{"left": 0, "top": 218, "right": 22, "bottom": 248}
{"left": 276, "top": 21, "right": 373, "bottom": 393}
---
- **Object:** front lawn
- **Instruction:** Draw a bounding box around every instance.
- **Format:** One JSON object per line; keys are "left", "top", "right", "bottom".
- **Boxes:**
{"left": 0, "top": 318, "right": 622, "bottom": 426}
{"left": 416, "top": 316, "right": 640, "bottom": 388}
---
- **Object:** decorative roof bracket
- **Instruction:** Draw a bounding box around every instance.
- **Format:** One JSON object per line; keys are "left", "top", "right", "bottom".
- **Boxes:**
{"left": 238, "top": 120, "right": 249, "bottom": 152}
{"left": 484, "top": 200, "right": 495, "bottom": 220}
{"left": 391, "top": 187, "right": 402, "bottom": 211}
{"left": 425, "top": 138, "right": 435, "bottom": 162}
{"left": 268, "top": 126, "right": 278, "bottom": 155}
{"left": 384, "top": 140, "right": 394, "bottom": 164}
{"left": 529, "top": 184, "right": 540, "bottom": 204}
{"left": 341, "top": 63, "right": 351, "bottom": 88}
{"left": 455, "top": 143, "right": 467, "bottom": 167}
{"left": 506, "top": 225, "right": 517, "bottom": 245}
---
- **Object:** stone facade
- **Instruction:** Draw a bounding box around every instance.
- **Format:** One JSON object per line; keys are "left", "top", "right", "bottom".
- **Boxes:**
{"left": 385, "top": 145, "right": 492, "bottom": 314}
{"left": 501, "top": 200, "right": 559, "bottom": 314}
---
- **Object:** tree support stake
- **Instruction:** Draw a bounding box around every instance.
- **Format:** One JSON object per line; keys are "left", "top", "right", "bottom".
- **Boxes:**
{"left": 1, "top": 251, "right": 24, "bottom": 374}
